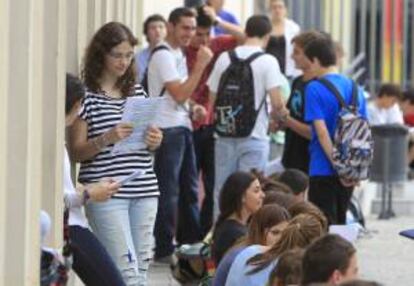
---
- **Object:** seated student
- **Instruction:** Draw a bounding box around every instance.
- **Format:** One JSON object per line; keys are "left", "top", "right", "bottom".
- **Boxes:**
{"left": 213, "top": 204, "right": 290, "bottom": 286}
{"left": 225, "top": 214, "right": 325, "bottom": 286}
{"left": 367, "top": 83, "right": 404, "bottom": 125}
{"left": 288, "top": 201, "right": 328, "bottom": 232}
{"left": 278, "top": 168, "right": 309, "bottom": 202}
{"left": 212, "top": 171, "right": 265, "bottom": 264}
{"left": 301, "top": 234, "right": 358, "bottom": 285}
{"left": 267, "top": 248, "right": 304, "bottom": 286}
{"left": 251, "top": 169, "right": 293, "bottom": 194}
{"left": 263, "top": 191, "right": 296, "bottom": 210}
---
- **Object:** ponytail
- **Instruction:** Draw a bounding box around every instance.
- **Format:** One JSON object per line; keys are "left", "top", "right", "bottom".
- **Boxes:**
{"left": 246, "top": 214, "right": 324, "bottom": 274}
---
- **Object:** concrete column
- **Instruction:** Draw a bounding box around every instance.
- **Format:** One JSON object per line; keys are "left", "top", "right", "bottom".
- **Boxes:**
{"left": 78, "top": 0, "right": 88, "bottom": 67}
{"left": 4, "top": 0, "right": 43, "bottom": 283}
{"left": 124, "top": 0, "right": 132, "bottom": 30}
{"left": 41, "top": 0, "right": 66, "bottom": 247}
{"left": 66, "top": 0, "right": 80, "bottom": 74}
{"left": 0, "top": 0, "right": 9, "bottom": 283}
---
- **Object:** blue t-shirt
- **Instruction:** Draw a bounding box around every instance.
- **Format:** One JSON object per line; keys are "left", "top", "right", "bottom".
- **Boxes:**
{"left": 213, "top": 246, "right": 245, "bottom": 286}
{"left": 214, "top": 10, "right": 239, "bottom": 36}
{"left": 304, "top": 74, "right": 367, "bottom": 176}
{"left": 135, "top": 47, "right": 151, "bottom": 83}
{"left": 225, "top": 245, "right": 276, "bottom": 286}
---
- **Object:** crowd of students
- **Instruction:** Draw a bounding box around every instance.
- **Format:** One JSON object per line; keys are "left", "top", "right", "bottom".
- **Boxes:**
{"left": 39, "top": 0, "right": 414, "bottom": 285}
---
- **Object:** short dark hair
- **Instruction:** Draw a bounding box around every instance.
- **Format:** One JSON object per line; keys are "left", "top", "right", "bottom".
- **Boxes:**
{"left": 143, "top": 14, "right": 166, "bottom": 36}
{"left": 278, "top": 169, "right": 309, "bottom": 195}
{"left": 291, "top": 30, "right": 324, "bottom": 48}
{"left": 263, "top": 191, "right": 296, "bottom": 209}
{"left": 402, "top": 89, "right": 414, "bottom": 104}
{"left": 66, "top": 73, "right": 85, "bottom": 115}
{"left": 303, "top": 34, "right": 336, "bottom": 67}
{"left": 377, "top": 83, "right": 401, "bottom": 98}
{"left": 196, "top": 6, "right": 214, "bottom": 28}
{"left": 302, "top": 234, "right": 356, "bottom": 284}
{"left": 168, "top": 7, "right": 197, "bottom": 25}
{"left": 245, "top": 15, "right": 272, "bottom": 38}
{"left": 268, "top": 248, "right": 304, "bottom": 286}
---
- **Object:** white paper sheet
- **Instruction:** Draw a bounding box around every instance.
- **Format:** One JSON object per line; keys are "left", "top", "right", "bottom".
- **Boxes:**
{"left": 112, "top": 96, "right": 165, "bottom": 154}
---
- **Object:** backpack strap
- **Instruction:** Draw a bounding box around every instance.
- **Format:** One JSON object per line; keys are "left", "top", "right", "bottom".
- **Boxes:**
{"left": 228, "top": 50, "right": 239, "bottom": 64}
{"left": 350, "top": 80, "right": 359, "bottom": 110}
{"left": 317, "top": 77, "right": 347, "bottom": 109}
{"left": 142, "top": 45, "right": 169, "bottom": 97}
{"left": 246, "top": 52, "right": 266, "bottom": 113}
{"left": 245, "top": 51, "right": 265, "bottom": 64}
{"left": 228, "top": 50, "right": 265, "bottom": 65}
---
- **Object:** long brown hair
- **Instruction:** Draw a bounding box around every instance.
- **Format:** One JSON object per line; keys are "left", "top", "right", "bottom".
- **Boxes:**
{"left": 244, "top": 204, "right": 290, "bottom": 246}
{"left": 247, "top": 214, "right": 324, "bottom": 274}
{"left": 82, "top": 22, "right": 138, "bottom": 97}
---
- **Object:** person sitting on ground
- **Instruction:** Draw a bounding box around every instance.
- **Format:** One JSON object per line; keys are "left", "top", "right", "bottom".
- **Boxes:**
{"left": 251, "top": 169, "right": 293, "bottom": 194}
{"left": 278, "top": 168, "right": 309, "bottom": 202}
{"left": 301, "top": 234, "right": 359, "bottom": 285}
{"left": 212, "top": 171, "right": 265, "bottom": 264}
{"left": 213, "top": 204, "right": 290, "bottom": 286}
{"left": 288, "top": 201, "right": 328, "bottom": 232}
{"left": 263, "top": 190, "right": 296, "bottom": 210}
{"left": 267, "top": 248, "right": 304, "bottom": 286}
{"left": 367, "top": 83, "right": 404, "bottom": 125}
{"left": 225, "top": 214, "right": 325, "bottom": 286}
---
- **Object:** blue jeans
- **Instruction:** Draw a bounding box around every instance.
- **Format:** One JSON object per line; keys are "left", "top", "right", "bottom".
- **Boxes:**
{"left": 85, "top": 197, "right": 158, "bottom": 286}
{"left": 214, "top": 137, "right": 269, "bottom": 218}
{"left": 154, "top": 127, "right": 201, "bottom": 258}
{"left": 70, "top": 226, "right": 125, "bottom": 286}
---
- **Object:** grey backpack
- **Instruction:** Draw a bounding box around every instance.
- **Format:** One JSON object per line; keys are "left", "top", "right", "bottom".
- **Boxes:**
{"left": 318, "top": 78, "right": 373, "bottom": 181}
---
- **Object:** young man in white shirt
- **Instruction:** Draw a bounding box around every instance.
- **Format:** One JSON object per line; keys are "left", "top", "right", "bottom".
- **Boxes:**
{"left": 147, "top": 7, "right": 213, "bottom": 262}
{"left": 207, "top": 15, "right": 285, "bottom": 217}
{"left": 367, "top": 83, "right": 404, "bottom": 125}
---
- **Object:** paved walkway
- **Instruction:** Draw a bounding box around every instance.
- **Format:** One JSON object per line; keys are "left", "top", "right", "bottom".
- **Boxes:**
{"left": 148, "top": 215, "right": 414, "bottom": 286}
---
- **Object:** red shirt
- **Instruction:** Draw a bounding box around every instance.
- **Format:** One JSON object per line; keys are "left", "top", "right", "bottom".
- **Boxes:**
{"left": 404, "top": 114, "right": 414, "bottom": 126}
{"left": 186, "top": 35, "right": 238, "bottom": 129}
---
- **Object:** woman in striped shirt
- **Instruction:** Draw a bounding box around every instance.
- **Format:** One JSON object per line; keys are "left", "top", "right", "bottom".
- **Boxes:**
{"left": 69, "top": 22, "right": 163, "bottom": 286}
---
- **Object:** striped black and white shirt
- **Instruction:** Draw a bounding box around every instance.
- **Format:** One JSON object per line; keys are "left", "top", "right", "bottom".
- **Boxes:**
{"left": 78, "top": 85, "right": 159, "bottom": 199}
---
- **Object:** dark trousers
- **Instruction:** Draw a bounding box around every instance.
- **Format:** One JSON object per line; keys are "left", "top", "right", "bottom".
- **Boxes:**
{"left": 308, "top": 176, "right": 353, "bottom": 225}
{"left": 193, "top": 125, "right": 215, "bottom": 236}
{"left": 154, "top": 127, "right": 202, "bottom": 258}
{"left": 70, "top": 226, "right": 125, "bottom": 286}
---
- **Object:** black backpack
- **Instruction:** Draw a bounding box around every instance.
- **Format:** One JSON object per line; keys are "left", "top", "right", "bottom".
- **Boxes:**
{"left": 141, "top": 45, "right": 169, "bottom": 97}
{"left": 214, "top": 50, "right": 266, "bottom": 137}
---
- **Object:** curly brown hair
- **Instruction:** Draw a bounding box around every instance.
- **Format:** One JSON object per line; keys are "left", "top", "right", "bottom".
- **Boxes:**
{"left": 82, "top": 22, "right": 138, "bottom": 97}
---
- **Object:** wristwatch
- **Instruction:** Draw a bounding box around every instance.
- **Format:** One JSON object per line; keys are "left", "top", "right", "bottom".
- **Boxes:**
{"left": 82, "top": 189, "right": 91, "bottom": 205}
